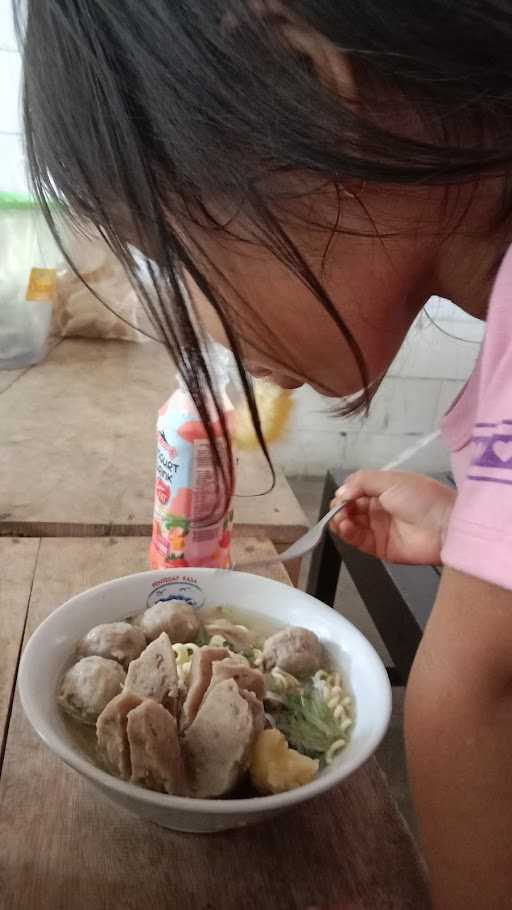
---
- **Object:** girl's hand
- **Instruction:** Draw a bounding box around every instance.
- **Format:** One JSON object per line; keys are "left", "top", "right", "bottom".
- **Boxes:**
{"left": 330, "top": 470, "right": 455, "bottom": 565}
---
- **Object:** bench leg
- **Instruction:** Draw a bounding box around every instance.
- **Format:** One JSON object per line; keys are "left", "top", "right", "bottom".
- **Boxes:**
{"left": 305, "top": 470, "right": 421, "bottom": 684}
{"left": 335, "top": 540, "right": 423, "bottom": 684}
{"left": 306, "top": 472, "right": 341, "bottom": 607}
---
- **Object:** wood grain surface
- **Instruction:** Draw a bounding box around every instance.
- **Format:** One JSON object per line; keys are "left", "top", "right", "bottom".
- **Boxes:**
{"left": 0, "top": 537, "right": 429, "bottom": 910}
{"left": 0, "top": 340, "right": 307, "bottom": 548}
{"left": 0, "top": 538, "right": 40, "bottom": 761}
{"left": 0, "top": 367, "right": 26, "bottom": 395}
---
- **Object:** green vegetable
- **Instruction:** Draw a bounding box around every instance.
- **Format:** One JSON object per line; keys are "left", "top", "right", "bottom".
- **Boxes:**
{"left": 274, "top": 683, "right": 343, "bottom": 760}
{"left": 163, "top": 514, "right": 190, "bottom": 532}
{"left": 194, "top": 626, "right": 210, "bottom": 647}
{"left": 220, "top": 607, "right": 235, "bottom": 621}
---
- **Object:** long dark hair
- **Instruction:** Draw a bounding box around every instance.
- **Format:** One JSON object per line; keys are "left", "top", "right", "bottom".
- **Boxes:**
{"left": 15, "top": 1, "right": 512, "bottom": 504}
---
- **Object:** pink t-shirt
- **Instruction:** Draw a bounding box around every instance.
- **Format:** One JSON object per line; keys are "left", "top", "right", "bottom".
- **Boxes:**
{"left": 441, "top": 244, "right": 512, "bottom": 590}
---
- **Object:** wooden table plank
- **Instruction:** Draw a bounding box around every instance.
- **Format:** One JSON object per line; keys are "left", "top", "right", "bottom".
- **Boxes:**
{"left": 0, "top": 712, "right": 429, "bottom": 910}
{"left": 0, "top": 537, "right": 428, "bottom": 910}
{"left": 0, "top": 338, "right": 62, "bottom": 395}
{"left": 0, "top": 339, "right": 172, "bottom": 532}
{"left": 0, "top": 367, "right": 27, "bottom": 395}
{"left": 234, "top": 450, "right": 308, "bottom": 545}
{"left": 0, "top": 538, "right": 40, "bottom": 764}
{"left": 21, "top": 537, "right": 291, "bottom": 640}
{"left": 0, "top": 339, "right": 308, "bottom": 545}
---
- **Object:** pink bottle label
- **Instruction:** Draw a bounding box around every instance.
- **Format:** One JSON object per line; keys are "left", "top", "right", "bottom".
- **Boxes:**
{"left": 150, "top": 389, "right": 233, "bottom": 570}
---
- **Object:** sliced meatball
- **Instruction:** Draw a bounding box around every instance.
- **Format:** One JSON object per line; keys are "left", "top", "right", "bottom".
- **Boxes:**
{"left": 124, "top": 632, "right": 179, "bottom": 713}
{"left": 180, "top": 646, "right": 229, "bottom": 731}
{"left": 262, "top": 627, "right": 324, "bottom": 677}
{"left": 208, "top": 657, "right": 265, "bottom": 701}
{"left": 127, "top": 699, "right": 187, "bottom": 795}
{"left": 77, "top": 622, "right": 146, "bottom": 669}
{"left": 204, "top": 619, "right": 255, "bottom": 651}
{"left": 239, "top": 688, "right": 265, "bottom": 735}
{"left": 135, "top": 600, "right": 200, "bottom": 644}
{"left": 183, "top": 678, "right": 260, "bottom": 798}
{"left": 96, "top": 690, "right": 143, "bottom": 779}
{"left": 58, "top": 656, "right": 126, "bottom": 725}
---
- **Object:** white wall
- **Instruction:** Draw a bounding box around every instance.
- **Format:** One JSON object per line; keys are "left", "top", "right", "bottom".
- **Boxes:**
{"left": 274, "top": 300, "right": 484, "bottom": 476}
{"left": 0, "top": 1, "right": 484, "bottom": 476}
{"left": 0, "top": 0, "right": 27, "bottom": 194}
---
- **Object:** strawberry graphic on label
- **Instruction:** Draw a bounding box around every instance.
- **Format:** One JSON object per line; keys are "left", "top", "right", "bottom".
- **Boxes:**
{"left": 150, "top": 382, "right": 234, "bottom": 572}
{"left": 219, "top": 529, "right": 231, "bottom": 549}
{"left": 156, "top": 478, "right": 171, "bottom": 505}
{"left": 168, "top": 556, "right": 188, "bottom": 568}
{"left": 171, "top": 486, "right": 193, "bottom": 517}
{"left": 177, "top": 418, "right": 230, "bottom": 442}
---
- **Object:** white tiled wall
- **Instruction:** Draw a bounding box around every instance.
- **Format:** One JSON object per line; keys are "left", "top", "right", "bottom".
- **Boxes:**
{"left": 0, "top": 1, "right": 484, "bottom": 476}
{"left": 0, "top": 0, "right": 27, "bottom": 194}
{"left": 274, "top": 304, "right": 483, "bottom": 476}
{"left": 0, "top": 0, "right": 16, "bottom": 50}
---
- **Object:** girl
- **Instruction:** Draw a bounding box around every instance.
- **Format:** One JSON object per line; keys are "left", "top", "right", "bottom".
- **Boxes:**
{"left": 17, "top": 2, "right": 512, "bottom": 906}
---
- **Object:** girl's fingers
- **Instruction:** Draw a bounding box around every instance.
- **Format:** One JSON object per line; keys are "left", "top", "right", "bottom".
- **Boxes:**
{"left": 334, "top": 517, "right": 376, "bottom": 555}
{"left": 330, "top": 494, "right": 383, "bottom": 545}
{"left": 334, "top": 470, "right": 411, "bottom": 502}
{"left": 350, "top": 496, "right": 370, "bottom": 515}
{"left": 330, "top": 496, "right": 371, "bottom": 516}
{"left": 333, "top": 516, "right": 360, "bottom": 543}
{"left": 330, "top": 499, "right": 374, "bottom": 545}
{"left": 349, "top": 513, "right": 373, "bottom": 529}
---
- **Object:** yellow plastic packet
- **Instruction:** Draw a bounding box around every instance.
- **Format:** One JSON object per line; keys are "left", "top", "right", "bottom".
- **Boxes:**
{"left": 26, "top": 267, "right": 57, "bottom": 301}
{"left": 233, "top": 379, "right": 294, "bottom": 450}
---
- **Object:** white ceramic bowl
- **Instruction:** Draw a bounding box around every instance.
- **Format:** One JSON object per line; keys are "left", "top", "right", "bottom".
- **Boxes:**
{"left": 18, "top": 568, "right": 391, "bottom": 833}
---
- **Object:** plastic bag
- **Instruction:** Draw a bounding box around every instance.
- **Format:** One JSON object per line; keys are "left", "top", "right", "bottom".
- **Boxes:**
{"left": 0, "top": 193, "right": 58, "bottom": 369}
{"left": 53, "top": 227, "right": 153, "bottom": 342}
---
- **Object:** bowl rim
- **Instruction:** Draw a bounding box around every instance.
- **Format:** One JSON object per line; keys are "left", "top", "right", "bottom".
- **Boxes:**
{"left": 19, "top": 567, "right": 392, "bottom": 815}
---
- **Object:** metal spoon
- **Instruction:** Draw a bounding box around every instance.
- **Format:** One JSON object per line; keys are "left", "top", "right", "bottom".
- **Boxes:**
{"left": 232, "top": 430, "right": 440, "bottom": 571}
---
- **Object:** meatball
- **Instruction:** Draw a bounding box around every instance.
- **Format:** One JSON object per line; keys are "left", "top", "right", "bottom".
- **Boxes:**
{"left": 262, "top": 627, "right": 324, "bottom": 677}
{"left": 135, "top": 600, "right": 200, "bottom": 644}
{"left": 58, "top": 656, "right": 126, "bottom": 725}
{"left": 77, "top": 622, "right": 146, "bottom": 668}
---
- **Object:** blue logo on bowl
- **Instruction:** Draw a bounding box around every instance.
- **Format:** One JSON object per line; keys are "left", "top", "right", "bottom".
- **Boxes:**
{"left": 146, "top": 580, "right": 206, "bottom": 611}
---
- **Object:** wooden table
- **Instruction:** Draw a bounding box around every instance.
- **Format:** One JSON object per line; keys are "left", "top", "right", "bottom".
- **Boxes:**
{"left": 0, "top": 338, "right": 308, "bottom": 582}
{"left": 0, "top": 535, "right": 430, "bottom": 910}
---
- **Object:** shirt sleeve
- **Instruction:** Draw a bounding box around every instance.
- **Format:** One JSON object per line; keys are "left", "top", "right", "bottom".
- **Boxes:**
{"left": 441, "top": 260, "right": 512, "bottom": 591}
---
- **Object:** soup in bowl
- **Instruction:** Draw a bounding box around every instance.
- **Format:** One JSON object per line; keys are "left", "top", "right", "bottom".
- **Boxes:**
{"left": 19, "top": 568, "right": 391, "bottom": 833}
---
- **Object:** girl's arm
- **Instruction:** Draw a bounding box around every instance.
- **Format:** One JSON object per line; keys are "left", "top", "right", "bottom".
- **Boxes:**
{"left": 407, "top": 567, "right": 512, "bottom": 909}
{"left": 332, "top": 471, "right": 512, "bottom": 904}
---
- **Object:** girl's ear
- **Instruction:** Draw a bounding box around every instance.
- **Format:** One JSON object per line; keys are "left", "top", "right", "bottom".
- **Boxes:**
{"left": 277, "top": 15, "right": 357, "bottom": 103}
{"left": 225, "top": 1, "right": 357, "bottom": 102}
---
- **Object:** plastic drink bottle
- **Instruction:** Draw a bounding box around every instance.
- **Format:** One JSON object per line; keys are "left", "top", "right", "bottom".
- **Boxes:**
{"left": 149, "top": 374, "right": 234, "bottom": 570}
